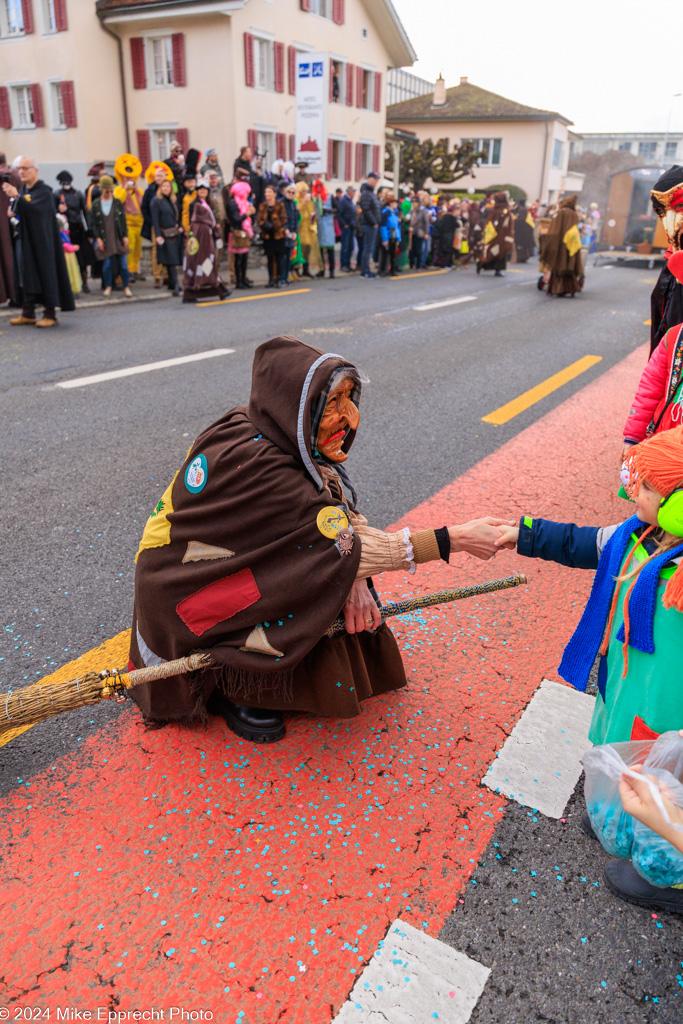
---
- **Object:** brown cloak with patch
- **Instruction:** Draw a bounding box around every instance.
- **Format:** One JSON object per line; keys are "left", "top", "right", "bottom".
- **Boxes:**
{"left": 478, "top": 192, "right": 515, "bottom": 271}
{"left": 542, "top": 195, "right": 583, "bottom": 296}
{"left": 129, "top": 336, "right": 406, "bottom": 724}
{"left": 182, "top": 200, "right": 226, "bottom": 300}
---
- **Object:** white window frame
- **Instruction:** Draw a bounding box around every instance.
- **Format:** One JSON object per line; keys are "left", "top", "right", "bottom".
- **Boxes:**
{"left": 359, "top": 139, "right": 373, "bottom": 179}
{"left": 147, "top": 124, "right": 179, "bottom": 162}
{"left": 254, "top": 124, "right": 277, "bottom": 167}
{"left": 145, "top": 34, "right": 175, "bottom": 89}
{"left": 360, "top": 66, "right": 375, "bottom": 111}
{"left": 47, "top": 78, "right": 66, "bottom": 130}
{"left": 0, "top": 0, "right": 25, "bottom": 37}
{"left": 8, "top": 82, "right": 35, "bottom": 129}
{"left": 552, "top": 138, "right": 564, "bottom": 169}
{"left": 665, "top": 140, "right": 678, "bottom": 161}
{"left": 310, "top": 0, "right": 332, "bottom": 18}
{"left": 252, "top": 32, "right": 274, "bottom": 92}
{"left": 40, "top": 0, "right": 56, "bottom": 34}
{"left": 463, "top": 137, "right": 502, "bottom": 167}
{"left": 331, "top": 54, "right": 346, "bottom": 105}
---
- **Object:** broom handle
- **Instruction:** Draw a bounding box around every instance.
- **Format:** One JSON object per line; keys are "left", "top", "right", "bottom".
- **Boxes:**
{"left": 324, "top": 573, "right": 528, "bottom": 638}
{"left": 103, "top": 652, "right": 212, "bottom": 694}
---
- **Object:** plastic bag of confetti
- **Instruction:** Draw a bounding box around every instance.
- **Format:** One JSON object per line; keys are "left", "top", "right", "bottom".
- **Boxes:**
{"left": 582, "top": 739, "right": 656, "bottom": 858}
{"left": 630, "top": 731, "right": 683, "bottom": 887}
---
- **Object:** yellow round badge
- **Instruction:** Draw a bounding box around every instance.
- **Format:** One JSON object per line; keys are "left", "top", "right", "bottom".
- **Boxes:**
{"left": 186, "top": 236, "right": 200, "bottom": 256}
{"left": 316, "top": 505, "right": 349, "bottom": 539}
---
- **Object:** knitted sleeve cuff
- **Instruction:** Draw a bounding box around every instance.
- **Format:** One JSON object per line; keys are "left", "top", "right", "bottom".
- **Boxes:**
{"left": 517, "top": 515, "right": 534, "bottom": 557}
{"left": 411, "top": 529, "right": 441, "bottom": 565}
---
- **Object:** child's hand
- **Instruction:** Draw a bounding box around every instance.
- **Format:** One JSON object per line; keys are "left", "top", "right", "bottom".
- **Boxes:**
{"left": 619, "top": 765, "right": 683, "bottom": 854}
{"left": 494, "top": 524, "right": 519, "bottom": 550}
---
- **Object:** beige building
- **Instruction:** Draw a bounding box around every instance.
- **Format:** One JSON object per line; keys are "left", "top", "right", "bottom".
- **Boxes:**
{"left": 387, "top": 75, "right": 584, "bottom": 203}
{"left": 0, "top": 0, "right": 415, "bottom": 188}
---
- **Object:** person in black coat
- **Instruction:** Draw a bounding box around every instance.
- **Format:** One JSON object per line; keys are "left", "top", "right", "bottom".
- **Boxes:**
{"left": 142, "top": 166, "right": 170, "bottom": 288}
{"left": 151, "top": 179, "right": 182, "bottom": 296}
{"left": 2, "top": 156, "right": 74, "bottom": 327}
{"left": 53, "top": 170, "right": 94, "bottom": 292}
{"left": 281, "top": 182, "right": 299, "bottom": 284}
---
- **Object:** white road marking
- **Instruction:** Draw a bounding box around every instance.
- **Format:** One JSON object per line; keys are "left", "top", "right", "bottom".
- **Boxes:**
{"left": 413, "top": 295, "right": 477, "bottom": 312}
{"left": 482, "top": 678, "right": 595, "bottom": 818}
{"left": 334, "top": 918, "right": 490, "bottom": 1024}
{"left": 54, "top": 349, "right": 235, "bottom": 389}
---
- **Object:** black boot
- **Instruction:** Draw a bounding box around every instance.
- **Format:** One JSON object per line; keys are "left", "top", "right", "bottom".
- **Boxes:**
{"left": 604, "top": 859, "right": 683, "bottom": 913}
{"left": 208, "top": 692, "right": 285, "bottom": 743}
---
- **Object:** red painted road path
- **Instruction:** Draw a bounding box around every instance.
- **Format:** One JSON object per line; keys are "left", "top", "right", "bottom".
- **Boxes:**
{"left": 0, "top": 346, "right": 647, "bottom": 1022}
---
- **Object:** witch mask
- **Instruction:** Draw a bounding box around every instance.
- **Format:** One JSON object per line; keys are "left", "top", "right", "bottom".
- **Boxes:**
{"left": 651, "top": 176, "right": 683, "bottom": 251}
{"left": 316, "top": 379, "right": 360, "bottom": 463}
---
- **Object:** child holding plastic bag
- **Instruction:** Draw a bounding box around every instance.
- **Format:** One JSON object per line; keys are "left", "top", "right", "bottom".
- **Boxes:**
{"left": 495, "top": 427, "right": 683, "bottom": 910}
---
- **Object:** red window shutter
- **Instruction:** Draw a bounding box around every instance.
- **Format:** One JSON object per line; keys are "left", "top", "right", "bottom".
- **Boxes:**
{"left": 30, "top": 83, "right": 44, "bottom": 127}
{"left": 136, "top": 129, "right": 151, "bottom": 170}
{"left": 54, "top": 0, "right": 67, "bottom": 31}
{"left": 333, "top": 0, "right": 345, "bottom": 24}
{"left": 244, "top": 32, "right": 254, "bottom": 88}
{"left": 374, "top": 71, "right": 382, "bottom": 112}
{"left": 276, "top": 132, "right": 286, "bottom": 160}
{"left": 60, "top": 81, "right": 77, "bottom": 127}
{"left": 175, "top": 128, "right": 189, "bottom": 154}
{"left": 0, "top": 87, "right": 12, "bottom": 130}
{"left": 130, "top": 37, "right": 146, "bottom": 90}
{"left": 356, "top": 66, "right": 364, "bottom": 109}
{"left": 355, "top": 142, "right": 363, "bottom": 181}
{"left": 288, "top": 46, "right": 297, "bottom": 95}
{"left": 344, "top": 139, "right": 352, "bottom": 181}
{"left": 171, "top": 34, "right": 186, "bottom": 87}
{"left": 289, "top": 133, "right": 295, "bottom": 161}
{"left": 327, "top": 139, "right": 334, "bottom": 178}
{"left": 300, "top": 0, "right": 311, "bottom": 10}
{"left": 372, "top": 144, "right": 380, "bottom": 176}
{"left": 247, "top": 129, "right": 258, "bottom": 155}
{"left": 346, "top": 63, "right": 354, "bottom": 106}
{"left": 274, "top": 42, "right": 285, "bottom": 93}
{"left": 21, "top": 0, "right": 34, "bottom": 33}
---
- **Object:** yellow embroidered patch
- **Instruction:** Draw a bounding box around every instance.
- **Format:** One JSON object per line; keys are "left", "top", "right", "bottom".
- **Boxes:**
{"left": 483, "top": 221, "right": 497, "bottom": 245}
{"left": 563, "top": 224, "right": 582, "bottom": 257}
{"left": 135, "top": 471, "right": 178, "bottom": 562}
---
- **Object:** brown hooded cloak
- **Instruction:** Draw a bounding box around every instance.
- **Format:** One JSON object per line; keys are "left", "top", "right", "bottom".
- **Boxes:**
{"left": 129, "top": 337, "right": 406, "bottom": 724}
{"left": 478, "top": 192, "right": 514, "bottom": 271}
{"left": 542, "top": 195, "right": 583, "bottom": 296}
{"left": 182, "top": 199, "right": 226, "bottom": 301}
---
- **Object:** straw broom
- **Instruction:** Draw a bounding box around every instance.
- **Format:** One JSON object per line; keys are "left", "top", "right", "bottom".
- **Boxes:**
{"left": 0, "top": 573, "right": 527, "bottom": 735}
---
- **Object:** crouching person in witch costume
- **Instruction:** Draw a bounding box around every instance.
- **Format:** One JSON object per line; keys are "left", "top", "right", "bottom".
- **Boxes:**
{"left": 129, "top": 336, "right": 509, "bottom": 743}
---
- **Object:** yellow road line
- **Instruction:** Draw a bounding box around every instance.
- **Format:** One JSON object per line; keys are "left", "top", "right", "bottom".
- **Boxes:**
{"left": 198, "top": 288, "right": 310, "bottom": 307}
{"left": 392, "top": 270, "right": 448, "bottom": 280}
{"left": 643, "top": 318, "right": 652, "bottom": 326}
{"left": 0, "top": 630, "right": 132, "bottom": 748}
{"left": 482, "top": 355, "right": 603, "bottom": 426}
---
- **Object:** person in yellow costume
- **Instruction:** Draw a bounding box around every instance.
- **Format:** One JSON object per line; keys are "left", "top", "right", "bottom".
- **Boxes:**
{"left": 114, "top": 178, "right": 145, "bottom": 281}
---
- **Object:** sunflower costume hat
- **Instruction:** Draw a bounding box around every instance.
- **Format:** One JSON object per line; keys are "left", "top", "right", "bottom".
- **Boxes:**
{"left": 624, "top": 425, "right": 683, "bottom": 612}
{"left": 145, "top": 161, "right": 173, "bottom": 185}
{"left": 114, "top": 153, "right": 142, "bottom": 183}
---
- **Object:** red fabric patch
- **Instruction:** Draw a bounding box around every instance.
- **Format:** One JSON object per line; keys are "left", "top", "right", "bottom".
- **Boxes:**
{"left": 630, "top": 715, "right": 660, "bottom": 741}
{"left": 176, "top": 568, "right": 261, "bottom": 637}
{"left": 127, "top": 659, "right": 136, "bottom": 672}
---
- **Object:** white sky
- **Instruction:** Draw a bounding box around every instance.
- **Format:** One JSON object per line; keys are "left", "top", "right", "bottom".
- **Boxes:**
{"left": 391, "top": 0, "right": 683, "bottom": 135}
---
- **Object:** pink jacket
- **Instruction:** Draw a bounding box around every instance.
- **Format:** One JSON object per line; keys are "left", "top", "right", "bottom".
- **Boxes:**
{"left": 623, "top": 323, "right": 683, "bottom": 441}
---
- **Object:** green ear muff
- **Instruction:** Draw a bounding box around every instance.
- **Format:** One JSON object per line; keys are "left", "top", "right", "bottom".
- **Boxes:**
{"left": 658, "top": 488, "right": 683, "bottom": 536}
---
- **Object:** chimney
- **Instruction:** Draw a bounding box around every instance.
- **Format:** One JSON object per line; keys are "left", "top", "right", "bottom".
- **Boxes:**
{"left": 432, "top": 73, "right": 446, "bottom": 107}
{"left": 460, "top": 76, "right": 468, "bottom": 85}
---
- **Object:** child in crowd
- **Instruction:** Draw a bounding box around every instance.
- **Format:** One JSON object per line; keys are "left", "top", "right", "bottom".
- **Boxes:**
{"left": 495, "top": 427, "right": 683, "bottom": 910}
{"left": 621, "top": 323, "right": 683, "bottom": 464}
{"left": 57, "top": 205, "right": 82, "bottom": 296}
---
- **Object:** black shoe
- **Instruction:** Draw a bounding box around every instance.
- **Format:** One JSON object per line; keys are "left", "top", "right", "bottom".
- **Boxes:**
{"left": 173, "top": 286, "right": 180, "bottom": 297}
{"left": 604, "top": 859, "right": 683, "bottom": 913}
{"left": 219, "top": 289, "right": 232, "bottom": 300}
{"left": 266, "top": 279, "right": 275, "bottom": 288}
{"left": 82, "top": 281, "right": 90, "bottom": 294}
{"left": 208, "top": 692, "right": 285, "bottom": 744}
{"left": 242, "top": 280, "right": 252, "bottom": 289}
{"left": 476, "top": 264, "right": 481, "bottom": 275}
{"left": 537, "top": 275, "right": 545, "bottom": 291}
{"left": 580, "top": 809, "right": 599, "bottom": 841}
{"left": 495, "top": 270, "right": 505, "bottom": 277}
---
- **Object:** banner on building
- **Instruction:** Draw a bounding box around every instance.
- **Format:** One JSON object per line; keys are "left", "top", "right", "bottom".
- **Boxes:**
{"left": 295, "top": 52, "right": 328, "bottom": 175}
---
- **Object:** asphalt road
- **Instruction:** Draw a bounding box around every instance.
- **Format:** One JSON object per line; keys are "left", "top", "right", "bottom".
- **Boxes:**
{"left": 2, "top": 258, "right": 677, "bottom": 1023}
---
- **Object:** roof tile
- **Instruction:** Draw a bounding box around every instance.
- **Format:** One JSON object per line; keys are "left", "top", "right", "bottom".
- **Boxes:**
{"left": 387, "top": 80, "right": 571, "bottom": 126}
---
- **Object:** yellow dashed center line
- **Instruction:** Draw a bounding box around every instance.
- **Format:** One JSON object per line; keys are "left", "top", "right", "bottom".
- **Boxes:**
{"left": 482, "top": 355, "right": 603, "bottom": 426}
{"left": 198, "top": 288, "right": 310, "bottom": 307}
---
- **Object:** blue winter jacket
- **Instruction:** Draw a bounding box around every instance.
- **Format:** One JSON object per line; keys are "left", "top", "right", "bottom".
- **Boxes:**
{"left": 380, "top": 206, "right": 400, "bottom": 243}
{"left": 337, "top": 193, "right": 357, "bottom": 229}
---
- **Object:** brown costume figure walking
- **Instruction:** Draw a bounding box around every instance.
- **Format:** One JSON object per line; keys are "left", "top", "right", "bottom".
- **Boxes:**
{"left": 129, "top": 337, "right": 509, "bottom": 742}
{"left": 477, "top": 191, "right": 514, "bottom": 277}
{"left": 539, "top": 195, "right": 584, "bottom": 297}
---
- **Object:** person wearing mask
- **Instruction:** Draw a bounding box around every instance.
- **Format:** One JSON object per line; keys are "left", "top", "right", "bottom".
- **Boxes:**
{"left": 2, "top": 156, "right": 74, "bottom": 327}
{"left": 142, "top": 165, "right": 170, "bottom": 289}
{"left": 281, "top": 182, "right": 299, "bottom": 286}
{"left": 337, "top": 185, "right": 357, "bottom": 272}
{"left": 207, "top": 171, "right": 227, "bottom": 262}
{"left": 165, "top": 142, "right": 186, "bottom": 191}
{"left": 257, "top": 184, "right": 287, "bottom": 288}
{"left": 379, "top": 194, "right": 401, "bottom": 277}
{"left": 226, "top": 179, "right": 255, "bottom": 290}
{"left": 295, "top": 181, "right": 321, "bottom": 279}
{"left": 312, "top": 180, "right": 336, "bottom": 279}
{"left": 182, "top": 178, "right": 230, "bottom": 303}
{"left": 359, "top": 171, "right": 381, "bottom": 279}
{"left": 200, "top": 148, "right": 223, "bottom": 184}
{"left": 114, "top": 177, "right": 145, "bottom": 283}
{"left": 151, "top": 178, "right": 182, "bottom": 297}
{"left": 90, "top": 174, "right": 132, "bottom": 300}
{"left": 54, "top": 170, "right": 94, "bottom": 293}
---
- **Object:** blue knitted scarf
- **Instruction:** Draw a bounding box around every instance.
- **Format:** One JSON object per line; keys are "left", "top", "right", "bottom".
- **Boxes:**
{"left": 559, "top": 514, "right": 683, "bottom": 691}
